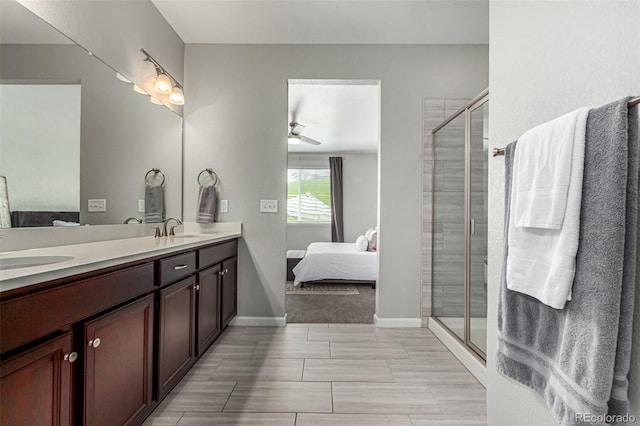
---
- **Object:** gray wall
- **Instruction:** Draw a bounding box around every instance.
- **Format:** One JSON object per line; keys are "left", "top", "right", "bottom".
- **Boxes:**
{"left": 286, "top": 152, "right": 378, "bottom": 250}
{"left": 487, "top": 1, "right": 640, "bottom": 424}
{"left": 17, "top": 0, "right": 184, "bottom": 113}
{"left": 1, "top": 44, "right": 182, "bottom": 225}
{"left": 184, "top": 44, "right": 488, "bottom": 320}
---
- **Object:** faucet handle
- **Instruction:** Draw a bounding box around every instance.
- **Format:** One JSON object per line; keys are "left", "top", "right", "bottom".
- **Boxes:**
{"left": 151, "top": 226, "right": 162, "bottom": 238}
{"left": 169, "top": 225, "right": 179, "bottom": 236}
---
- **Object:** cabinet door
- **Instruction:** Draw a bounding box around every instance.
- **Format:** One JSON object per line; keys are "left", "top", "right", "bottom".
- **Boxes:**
{"left": 220, "top": 257, "right": 237, "bottom": 329}
{"left": 84, "top": 295, "right": 154, "bottom": 426}
{"left": 197, "top": 265, "right": 221, "bottom": 356}
{"left": 1, "top": 332, "right": 74, "bottom": 426}
{"left": 158, "top": 275, "right": 196, "bottom": 399}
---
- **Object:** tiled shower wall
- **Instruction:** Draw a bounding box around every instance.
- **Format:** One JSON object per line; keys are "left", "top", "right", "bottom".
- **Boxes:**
{"left": 421, "top": 99, "right": 488, "bottom": 325}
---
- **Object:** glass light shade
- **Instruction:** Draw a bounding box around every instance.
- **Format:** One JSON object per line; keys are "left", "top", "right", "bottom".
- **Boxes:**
{"left": 149, "top": 96, "right": 163, "bottom": 105}
{"left": 116, "top": 72, "right": 132, "bottom": 83}
{"left": 288, "top": 135, "right": 301, "bottom": 144}
{"left": 133, "top": 84, "right": 147, "bottom": 95}
{"left": 169, "top": 86, "right": 184, "bottom": 105}
{"left": 154, "top": 73, "right": 172, "bottom": 94}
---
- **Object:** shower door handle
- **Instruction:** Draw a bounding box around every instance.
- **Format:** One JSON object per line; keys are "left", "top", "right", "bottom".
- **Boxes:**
{"left": 470, "top": 219, "right": 475, "bottom": 235}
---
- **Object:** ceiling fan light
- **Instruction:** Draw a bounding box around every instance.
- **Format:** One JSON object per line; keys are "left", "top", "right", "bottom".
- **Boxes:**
{"left": 288, "top": 134, "right": 301, "bottom": 144}
{"left": 154, "top": 73, "right": 172, "bottom": 94}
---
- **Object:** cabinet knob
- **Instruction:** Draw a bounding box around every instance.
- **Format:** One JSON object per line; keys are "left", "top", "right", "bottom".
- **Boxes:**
{"left": 224, "top": 268, "right": 229, "bottom": 274}
{"left": 219, "top": 270, "right": 225, "bottom": 276}
{"left": 193, "top": 284, "right": 200, "bottom": 291}
{"left": 63, "top": 352, "right": 78, "bottom": 363}
{"left": 88, "top": 337, "right": 101, "bottom": 348}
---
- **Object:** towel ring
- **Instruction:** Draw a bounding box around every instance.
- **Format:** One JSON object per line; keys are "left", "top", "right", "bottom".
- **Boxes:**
{"left": 197, "top": 168, "right": 218, "bottom": 187}
{"left": 145, "top": 168, "right": 166, "bottom": 186}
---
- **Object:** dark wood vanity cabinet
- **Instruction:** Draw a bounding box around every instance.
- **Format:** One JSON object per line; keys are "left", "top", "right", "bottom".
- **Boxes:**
{"left": 0, "top": 237, "right": 238, "bottom": 426}
{"left": 157, "top": 276, "right": 197, "bottom": 399}
{"left": 0, "top": 332, "right": 73, "bottom": 426}
{"left": 84, "top": 295, "right": 154, "bottom": 426}
{"left": 221, "top": 256, "right": 238, "bottom": 328}
{"left": 196, "top": 264, "right": 222, "bottom": 356}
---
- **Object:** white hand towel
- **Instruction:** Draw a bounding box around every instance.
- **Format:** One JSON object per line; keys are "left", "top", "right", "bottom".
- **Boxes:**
{"left": 506, "top": 107, "right": 590, "bottom": 309}
{"left": 513, "top": 108, "right": 590, "bottom": 229}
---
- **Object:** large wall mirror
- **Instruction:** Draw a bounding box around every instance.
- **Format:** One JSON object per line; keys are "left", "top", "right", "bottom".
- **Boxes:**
{"left": 0, "top": 0, "right": 182, "bottom": 228}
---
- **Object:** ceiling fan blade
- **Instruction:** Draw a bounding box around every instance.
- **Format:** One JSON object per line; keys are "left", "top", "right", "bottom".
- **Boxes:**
{"left": 300, "top": 135, "right": 321, "bottom": 146}
{"left": 290, "top": 122, "right": 305, "bottom": 135}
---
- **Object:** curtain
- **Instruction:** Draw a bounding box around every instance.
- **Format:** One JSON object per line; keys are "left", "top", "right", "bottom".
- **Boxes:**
{"left": 329, "top": 156, "right": 344, "bottom": 242}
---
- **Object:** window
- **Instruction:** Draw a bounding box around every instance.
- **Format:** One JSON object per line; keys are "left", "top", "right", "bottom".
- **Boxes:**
{"left": 287, "top": 168, "right": 331, "bottom": 223}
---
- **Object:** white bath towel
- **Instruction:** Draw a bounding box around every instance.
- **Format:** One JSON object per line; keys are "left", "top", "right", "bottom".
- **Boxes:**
{"left": 513, "top": 108, "right": 590, "bottom": 229}
{"left": 506, "top": 107, "right": 590, "bottom": 309}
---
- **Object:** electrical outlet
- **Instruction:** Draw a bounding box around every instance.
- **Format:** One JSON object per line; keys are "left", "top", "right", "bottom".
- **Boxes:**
{"left": 260, "top": 199, "right": 278, "bottom": 213}
{"left": 88, "top": 199, "right": 106, "bottom": 212}
{"left": 220, "top": 199, "right": 229, "bottom": 213}
{"left": 138, "top": 199, "right": 145, "bottom": 213}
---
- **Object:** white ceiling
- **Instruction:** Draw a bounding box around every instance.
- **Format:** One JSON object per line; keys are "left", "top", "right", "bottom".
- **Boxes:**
{"left": 0, "top": 0, "right": 72, "bottom": 44}
{"left": 288, "top": 80, "right": 380, "bottom": 153}
{"left": 151, "top": 0, "right": 489, "bottom": 45}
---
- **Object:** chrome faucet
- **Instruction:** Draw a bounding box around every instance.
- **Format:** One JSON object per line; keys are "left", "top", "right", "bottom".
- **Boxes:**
{"left": 123, "top": 217, "right": 142, "bottom": 224}
{"left": 163, "top": 218, "right": 182, "bottom": 236}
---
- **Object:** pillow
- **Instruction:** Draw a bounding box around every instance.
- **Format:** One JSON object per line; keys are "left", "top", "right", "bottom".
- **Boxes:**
{"left": 368, "top": 229, "right": 378, "bottom": 252}
{"left": 355, "top": 235, "right": 369, "bottom": 252}
{"left": 364, "top": 227, "right": 375, "bottom": 240}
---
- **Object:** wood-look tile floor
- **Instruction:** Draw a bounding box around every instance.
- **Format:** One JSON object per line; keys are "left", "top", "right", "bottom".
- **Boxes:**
{"left": 143, "top": 325, "right": 486, "bottom": 426}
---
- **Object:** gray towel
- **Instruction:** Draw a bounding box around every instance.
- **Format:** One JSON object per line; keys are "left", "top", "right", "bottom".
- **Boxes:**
{"left": 497, "top": 98, "right": 638, "bottom": 426}
{"left": 144, "top": 183, "right": 165, "bottom": 223}
{"left": 196, "top": 185, "right": 217, "bottom": 223}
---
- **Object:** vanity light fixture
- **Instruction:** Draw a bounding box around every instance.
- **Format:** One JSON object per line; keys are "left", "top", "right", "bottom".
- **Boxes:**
{"left": 154, "top": 72, "right": 172, "bottom": 94}
{"left": 133, "top": 84, "right": 147, "bottom": 95}
{"left": 141, "top": 48, "right": 184, "bottom": 105}
{"left": 168, "top": 86, "right": 184, "bottom": 105}
{"left": 116, "top": 72, "right": 132, "bottom": 83}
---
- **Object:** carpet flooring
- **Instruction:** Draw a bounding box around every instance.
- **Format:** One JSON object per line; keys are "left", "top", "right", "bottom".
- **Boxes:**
{"left": 286, "top": 282, "right": 359, "bottom": 295}
{"left": 285, "top": 282, "right": 375, "bottom": 323}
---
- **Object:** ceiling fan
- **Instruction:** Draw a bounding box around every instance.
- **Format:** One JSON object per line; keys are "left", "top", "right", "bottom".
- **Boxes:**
{"left": 288, "top": 122, "right": 321, "bottom": 146}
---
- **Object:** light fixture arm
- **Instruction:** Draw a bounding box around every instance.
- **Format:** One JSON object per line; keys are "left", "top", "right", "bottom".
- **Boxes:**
{"left": 140, "top": 48, "right": 183, "bottom": 89}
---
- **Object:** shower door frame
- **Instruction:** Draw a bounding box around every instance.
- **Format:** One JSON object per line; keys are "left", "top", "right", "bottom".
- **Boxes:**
{"left": 430, "top": 88, "right": 489, "bottom": 362}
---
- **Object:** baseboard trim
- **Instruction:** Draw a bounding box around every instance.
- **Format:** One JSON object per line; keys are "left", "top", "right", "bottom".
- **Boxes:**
{"left": 427, "top": 317, "right": 487, "bottom": 386}
{"left": 229, "top": 314, "right": 287, "bottom": 327}
{"left": 373, "top": 314, "right": 422, "bottom": 328}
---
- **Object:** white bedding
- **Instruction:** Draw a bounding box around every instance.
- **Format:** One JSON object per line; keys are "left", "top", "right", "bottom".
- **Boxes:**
{"left": 292, "top": 242, "right": 377, "bottom": 286}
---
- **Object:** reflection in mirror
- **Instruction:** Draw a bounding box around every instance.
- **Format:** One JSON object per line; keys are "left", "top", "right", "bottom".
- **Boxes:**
{"left": 0, "top": 0, "right": 182, "bottom": 227}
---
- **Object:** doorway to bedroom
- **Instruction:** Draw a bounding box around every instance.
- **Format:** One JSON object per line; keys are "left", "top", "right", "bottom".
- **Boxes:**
{"left": 285, "top": 79, "right": 381, "bottom": 324}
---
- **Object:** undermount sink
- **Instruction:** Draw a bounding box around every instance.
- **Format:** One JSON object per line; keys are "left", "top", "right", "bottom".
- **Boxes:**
{"left": 0, "top": 255, "right": 75, "bottom": 270}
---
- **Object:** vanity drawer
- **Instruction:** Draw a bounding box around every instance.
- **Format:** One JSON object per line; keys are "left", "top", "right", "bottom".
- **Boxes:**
{"left": 158, "top": 252, "right": 196, "bottom": 286}
{"left": 1, "top": 263, "right": 154, "bottom": 354}
{"left": 198, "top": 240, "right": 238, "bottom": 269}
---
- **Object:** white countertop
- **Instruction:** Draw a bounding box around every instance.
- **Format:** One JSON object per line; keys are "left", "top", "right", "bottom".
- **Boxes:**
{"left": 0, "top": 226, "right": 241, "bottom": 293}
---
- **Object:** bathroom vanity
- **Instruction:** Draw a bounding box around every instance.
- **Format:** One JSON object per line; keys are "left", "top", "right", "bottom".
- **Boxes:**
{"left": 0, "top": 231, "right": 240, "bottom": 425}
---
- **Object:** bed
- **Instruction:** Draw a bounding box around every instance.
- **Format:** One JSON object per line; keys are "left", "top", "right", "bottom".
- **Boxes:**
{"left": 292, "top": 242, "right": 377, "bottom": 287}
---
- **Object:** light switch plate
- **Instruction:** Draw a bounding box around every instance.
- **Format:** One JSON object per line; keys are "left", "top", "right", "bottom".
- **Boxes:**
{"left": 88, "top": 199, "right": 106, "bottom": 212}
{"left": 220, "top": 199, "right": 229, "bottom": 213}
{"left": 260, "top": 199, "right": 278, "bottom": 213}
{"left": 138, "top": 199, "right": 145, "bottom": 213}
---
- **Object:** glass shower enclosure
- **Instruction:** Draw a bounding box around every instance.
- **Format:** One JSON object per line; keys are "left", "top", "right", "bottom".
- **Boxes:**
{"left": 431, "top": 91, "right": 489, "bottom": 360}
